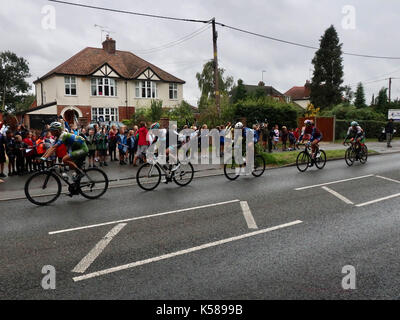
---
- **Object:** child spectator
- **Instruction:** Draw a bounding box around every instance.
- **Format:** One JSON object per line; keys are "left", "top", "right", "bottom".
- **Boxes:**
{"left": 273, "top": 125, "right": 280, "bottom": 150}
{"left": 14, "top": 135, "right": 27, "bottom": 175}
{"left": 117, "top": 127, "right": 128, "bottom": 165}
{"left": 86, "top": 128, "right": 97, "bottom": 168}
{"left": 127, "top": 130, "right": 136, "bottom": 165}
{"left": 23, "top": 132, "right": 35, "bottom": 173}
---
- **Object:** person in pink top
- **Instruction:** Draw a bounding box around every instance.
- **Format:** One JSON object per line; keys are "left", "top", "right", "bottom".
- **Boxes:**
{"left": 133, "top": 121, "right": 149, "bottom": 166}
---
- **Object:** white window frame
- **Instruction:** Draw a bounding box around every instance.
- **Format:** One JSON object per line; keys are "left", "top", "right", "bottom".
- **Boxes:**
{"left": 169, "top": 83, "right": 178, "bottom": 100}
{"left": 135, "top": 81, "right": 157, "bottom": 98}
{"left": 92, "top": 107, "right": 119, "bottom": 122}
{"left": 65, "top": 76, "right": 77, "bottom": 96}
{"left": 91, "top": 78, "right": 117, "bottom": 97}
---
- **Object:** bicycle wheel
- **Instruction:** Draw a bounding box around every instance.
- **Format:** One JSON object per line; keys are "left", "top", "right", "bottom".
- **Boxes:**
{"left": 252, "top": 154, "right": 266, "bottom": 177}
{"left": 173, "top": 162, "right": 194, "bottom": 186}
{"left": 224, "top": 159, "right": 241, "bottom": 180}
{"left": 296, "top": 151, "right": 310, "bottom": 172}
{"left": 359, "top": 145, "right": 368, "bottom": 164}
{"left": 345, "top": 147, "right": 355, "bottom": 166}
{"left": 79, "top": 168, "right": 109, "bottom": 199}
{"left": 136, "top": 163, "right": 161, "bottom": 191}
{"left": 25, "top": 171, "right": 62, "bottom": 205}
{"left": 315, "top": 150, "right": 327, "bottom": 169}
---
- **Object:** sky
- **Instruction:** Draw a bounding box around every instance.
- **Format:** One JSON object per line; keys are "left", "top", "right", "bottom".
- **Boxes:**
{"left": 1, "top": 0, "right": 400, "bottom": 106}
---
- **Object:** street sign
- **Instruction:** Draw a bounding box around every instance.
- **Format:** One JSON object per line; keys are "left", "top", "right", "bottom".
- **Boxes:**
{"left": 388, "top": 109, "right": 400, "bottom": 121}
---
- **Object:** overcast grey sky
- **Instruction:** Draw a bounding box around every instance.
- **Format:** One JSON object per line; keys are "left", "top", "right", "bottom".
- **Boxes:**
{"left": 1, "top": 0, "right": 400, "bottom": 105}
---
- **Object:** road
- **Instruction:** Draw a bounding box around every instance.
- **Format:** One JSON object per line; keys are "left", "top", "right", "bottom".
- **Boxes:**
{"left": 1, "top": 153, "right": 400, "bottom": 300}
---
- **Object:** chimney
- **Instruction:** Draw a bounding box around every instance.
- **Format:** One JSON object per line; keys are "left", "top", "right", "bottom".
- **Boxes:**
{"left": 102, "top": 35, "right": 116, "bottom": 54}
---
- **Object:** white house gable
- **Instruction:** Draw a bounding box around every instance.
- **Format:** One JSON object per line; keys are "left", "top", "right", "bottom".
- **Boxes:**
{"left": 137, "top": 68, "right": 160, "bottom": 81}
{"left": 92, "top": 64, "right": 120, "bottom": 78}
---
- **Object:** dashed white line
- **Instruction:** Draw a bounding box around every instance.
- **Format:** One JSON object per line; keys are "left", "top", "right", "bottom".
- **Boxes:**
{"left": 72, "top": 220, "right": 303, "bottom": 282}
{"left": 295, "top": 174, "right": 374, "bottom": 191}
{"left": 321, "top": 186, "right": 354, "bottom": 205}
{"left": 240, "top": 201, "right": 258, "bottom": 229}
{"left": 49, "top": 199, "right": 240, "bottom": 235}
{"left": 72, "top": 223, "right": 127, "bottom": 274}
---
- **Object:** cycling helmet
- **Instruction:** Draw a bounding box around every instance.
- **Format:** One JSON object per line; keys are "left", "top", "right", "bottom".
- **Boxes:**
{"left": 351, "top": 121, "right": 358, "bottom": 127}
{"left": 150, "top": 122, "right": 160, "bottom": 130}
{"left": 304, "top": 119, "right": 312, "bottom": 126}
{"left": 49, "top": 121, "right": 63, "bottom": 133}
{"left": 235, "top": 122, "right": 243, "bottom": 129}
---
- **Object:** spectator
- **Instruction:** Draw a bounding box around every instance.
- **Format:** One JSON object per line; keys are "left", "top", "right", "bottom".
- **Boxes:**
{"left": 5, "top": 131, "right": 16, "bottom": 176}
{"left": 288, "top": 128, "right": 297, "bottom": 151}
{"left": 14, "top": 135, "right": 27, "bottom": 175}
{"left": 219, "top": 125, "right": 225, "bottom": 157}
{"left": 117, "top": 127, "right": 128, "bottom": 165}
{"left": 273, "top": 125, "right": 280, "bottom": 150}
{"left": 281, "top": 126, "right": 288, "bottom": 151}
{"left": 127, "top": 130, "right": 136, "bottom": 165}
{"left": 385, "top": 118, "right": 394, "bottom": 148}
{"left": 133, "top": 121, "right": 149, "bottom": 166}
{"left": 0, "top": 130, "right": 6, "bottom": 178}
{"left": 96, "top": 127, "right": 108, "bottom": 167}
{"left": 23, "top": 132, "right": 35, "bottom": 173}
{"left": 86, "top": 128, "right": 97, "bottom": 168}
{"left": 35, "top": 133, "right": 46, "bottom": 171}
{"left": 261, "top": 123, "right": 269, "bottom": 152}
{"left": 108, "top": 125, "right": 118, "bottom": 161}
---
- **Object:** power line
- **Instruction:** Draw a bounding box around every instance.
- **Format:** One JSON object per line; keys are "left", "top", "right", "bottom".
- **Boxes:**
{"left": 217, "top": 22, "right": 400, "bottom": 60}
{"left": 48, "top": 0, "right": 210, "bottom": 24}
{"left": 135, "top": 23, "right": 211, "bottom": 54}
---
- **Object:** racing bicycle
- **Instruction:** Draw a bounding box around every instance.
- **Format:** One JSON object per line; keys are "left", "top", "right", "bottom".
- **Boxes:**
{"left": 24, "top": 160, "right": 109, "bottom": 205}
{"left": 223, "top": 150, "right": 266, "bottom": 181}
{"left": 344, "top": 141, "right": 368, "bottom": 166}
{"left": 296, "top": 142, "right": 326, "bottom": 172}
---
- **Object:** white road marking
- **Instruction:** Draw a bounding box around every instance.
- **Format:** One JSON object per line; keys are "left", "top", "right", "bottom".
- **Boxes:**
{"left": 375, "top": 175, "right": 400, "bottom": 184}
{"left": 295, "top": 174, "right": 374, "bottom": 191}
{"left": 240, "top": 201, "right": 258, "bottom": 229}
{"left": 72, "top": 223, "right": 127, "bottom": 274}
{"left": 73, "top": 220, "right": 303, "bottom": 282}
{"left": 49, "top": 199, "right": 240, "bottom": 235}
{"left": 356, "top": 193, "right": 400, "bottom": 207}
{"left": 321, "top": 186, "right": 354, "bottom": 205}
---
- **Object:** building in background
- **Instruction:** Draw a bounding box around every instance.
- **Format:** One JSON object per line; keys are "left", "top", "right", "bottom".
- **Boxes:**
{"left": 284, "top": 81, "right": 311, "bottom": 109}
{"left": 24, "top": 36, "right": 185, "bottom": 129}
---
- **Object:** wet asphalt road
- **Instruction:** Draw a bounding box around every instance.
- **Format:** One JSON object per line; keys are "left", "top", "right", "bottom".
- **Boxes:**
{"left": 1, "top": 153, "right": 400, "bottom": 299}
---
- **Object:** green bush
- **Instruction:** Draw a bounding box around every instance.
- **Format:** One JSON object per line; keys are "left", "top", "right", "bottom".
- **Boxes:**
{"left": 234, "top": 97, "right": 300, "bottom": 128}
{"left": 335, "top": 119, "right": 400, "bottom": 139}
{"left": 322, "top": 104, "right": 385, "bottom": 121}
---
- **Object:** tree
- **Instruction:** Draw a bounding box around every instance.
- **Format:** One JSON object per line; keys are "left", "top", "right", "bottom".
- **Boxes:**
{"left": 304, "top": 103, "right": 320, "bottom": 117}
{"left": 168, "top": 100, "right": 195, "bottom": 128}
{"left": 15, "top": 94, "right": 35, "bottom": 113}
{"left": 354, "top": 82, "right": 366, "bottom": 108}
{"left": 231, "top": 79, "right": 247, "bottom": 103}
{"left": 370, "top": 94, "right": 375, "bottom": 106}
{"left": 0, "top": 51, "right": 31, "bottom": 113}
{"left": 375, "top": 87, "right": 389, "bottom": 114}
{"left": 196, "top": 60, "right": 233, "bottom": 111}
{"left": 343, "top": 85, "right": 354, "bottom": 104}
{"left": 149, "top": 99, "right": 163, "bottom": 122}
{"left": 310, "top": 25, "right": 344, "bottom": 109}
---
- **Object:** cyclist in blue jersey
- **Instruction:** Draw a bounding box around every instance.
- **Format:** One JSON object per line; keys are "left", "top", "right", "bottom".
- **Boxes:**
{"left": 299, "top": 120, "right": 323, "bottom": 165}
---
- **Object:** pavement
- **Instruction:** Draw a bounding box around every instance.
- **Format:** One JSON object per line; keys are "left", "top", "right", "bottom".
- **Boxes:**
{"left": 1, "top": 152, "right": 400, "bottom": 299}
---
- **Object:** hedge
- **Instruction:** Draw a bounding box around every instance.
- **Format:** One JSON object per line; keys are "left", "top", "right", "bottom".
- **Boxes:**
{"left": 335, "top": 119, "right": 400, "bottom": 140}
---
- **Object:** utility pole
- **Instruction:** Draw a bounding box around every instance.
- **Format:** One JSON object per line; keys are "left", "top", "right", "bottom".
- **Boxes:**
{"left": 212, "top": 18, "right": 220, "bottom": 117}
{"left": 389, "top": 77, "right": 392, "bottom": 102}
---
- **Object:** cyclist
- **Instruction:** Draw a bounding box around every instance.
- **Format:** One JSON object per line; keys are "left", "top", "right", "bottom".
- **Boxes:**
{"left": 299, "top": 120, "right": 323, "bottom": 166}
{"left": 233, "top": 122, "right": 256, "bottom": 168}
{"left": 343, "top": 121, "right": 365, "bottom": 158}
{"left": 40, "top": 122, "right": 89, "bottom": 181}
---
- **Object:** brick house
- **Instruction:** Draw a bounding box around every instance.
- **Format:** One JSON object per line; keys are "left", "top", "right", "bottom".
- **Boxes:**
{"left": 285, "top": 81, "right": 311, "bottom": 109}
{"left": 24, "top": 36, "right": 185, "bottom": 129}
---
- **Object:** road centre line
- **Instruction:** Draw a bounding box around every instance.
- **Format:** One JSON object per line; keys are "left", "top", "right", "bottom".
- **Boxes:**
{"left": 72, "top": 220, "right": 303, "bottom": 282}
{"left": 49, "top": 199, "right": 240, "bottom": 235}
{"left": 72, "top": 223, "right": 126, "bottom": 274}
{"left": 295, "top": 174, "right": 374, "bottom": 191}
{"left": 375, "top": 175, "right": 400, "bottom": 184}
{"left": 356, "top": 193, "right": 400, "bottom": 207}
{"left": 240, "top": 201, "right": 258, "bottom": 229}
{"left": 321, "top": 186, "right": 354, "bottom": 205}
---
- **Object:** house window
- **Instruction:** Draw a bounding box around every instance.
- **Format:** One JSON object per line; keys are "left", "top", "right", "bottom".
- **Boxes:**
{"left": 169, "top": 83, "right": 178, "bottom": 100}
{"left": 65, "top": 76, "right": 77, "bottom": 96}
{"left": 92, "top": 107, "right": 119, "bottom": 122}
{"left": 135, "top": 81, "right": 157, "bottom": 98}
{"left": 91, "top": 78, "right": 117, "bottom": 97}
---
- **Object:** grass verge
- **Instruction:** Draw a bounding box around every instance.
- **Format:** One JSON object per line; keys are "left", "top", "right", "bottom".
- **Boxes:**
{"left": 261, "top": 149, "right": 378, "bottom": 167}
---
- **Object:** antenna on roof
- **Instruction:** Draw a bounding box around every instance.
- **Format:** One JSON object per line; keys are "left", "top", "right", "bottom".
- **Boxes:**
{"left": 94, "top": 24, "right": 115, "bottom": 42}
